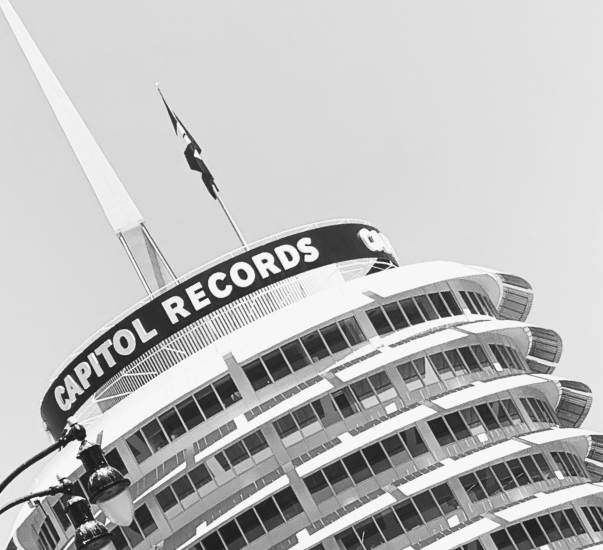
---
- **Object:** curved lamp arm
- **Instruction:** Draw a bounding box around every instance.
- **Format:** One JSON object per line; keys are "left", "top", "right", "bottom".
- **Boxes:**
{"left": 0, "top": 480, "right": 73, "bottom": 516}
{"left": 0, "top": 422, "right": 86, "bottom": 496}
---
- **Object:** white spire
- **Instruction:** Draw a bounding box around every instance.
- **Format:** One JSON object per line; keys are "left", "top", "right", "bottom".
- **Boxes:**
{"left": 1, "top": 0, "right": 176, "bottom": 294}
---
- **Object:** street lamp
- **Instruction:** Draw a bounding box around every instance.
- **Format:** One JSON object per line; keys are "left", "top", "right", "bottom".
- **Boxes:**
{"left": 0, "top": 420, "right": 134, "bottom": 547}
{"left": 78, "top": 442, "right": 134, "bottom": 527}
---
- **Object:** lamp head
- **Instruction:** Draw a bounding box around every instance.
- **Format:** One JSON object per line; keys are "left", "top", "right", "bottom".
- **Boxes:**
{"left": 78, "top": 441, "right": 134, "bottom": 526}
{"left": 65, "top": 495, "right": 115, "bottom": 550}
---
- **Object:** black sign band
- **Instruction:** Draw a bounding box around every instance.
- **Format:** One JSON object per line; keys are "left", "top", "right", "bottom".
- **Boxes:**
{"left": 41, "top": 223, "right": 398, "bottom": 437}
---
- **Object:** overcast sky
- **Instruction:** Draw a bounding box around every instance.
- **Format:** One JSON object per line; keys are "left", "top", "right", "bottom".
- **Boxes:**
{"left": 1, "top": 0, "right": 602, "bottom": 543}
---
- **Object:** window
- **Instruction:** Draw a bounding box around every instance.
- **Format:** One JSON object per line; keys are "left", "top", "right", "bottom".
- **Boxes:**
{"left": 105, "top": 448, "right": 128, "bottom": 476}
{"left": 551, "top": 451, "right": 588, "bottom": 479}
{"left": 52, "top": 500, "right": 71, "bottom": 531}
{"left": 304, "top": 427, "right": 428, "bottom": 503}
{"left": 242, "top": 316, "right": 366, "bottom": 390}
{"left": 335, "top": 483, "right": 459, "bottom": 550}
{"left": 195, "top": 488, "right": 303, "bottom": 550}
{"left": 582, "top": 506, "right": 603, "bottom": 532}
{"left": 460, "top": 453, "right": 553, "bottom": 503}
{"left": 110, "top": 505, "right": 157, "bottom": 549}
{"left": 366, "top": 290, "right": 463, "bottom": 336}
{"left": 215, "top": 430, "right": 269, "bottom": 471}
{"left": 460, "top": 290, "right": 497, "bottom": 318}
{"left": 38, "top": 517, "right": 60, "bottom": 550}
{"left": 125, "top": 375, "right": 241, "bottom": 463}
{"left": 429, "top": 399, "right": 525, "bottom": 447}
{"left": 520, "top": 397, "right": 557, "bottom": 426}
{"left": 490, "top": 508, "right": 586, "bottom": 550}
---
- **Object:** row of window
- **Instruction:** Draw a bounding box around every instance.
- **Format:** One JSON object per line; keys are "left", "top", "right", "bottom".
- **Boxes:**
{"left": 109, "top": 505, "right": 158, "bottom": 550}
{"left": 366, "top": 290, "right": 464, "bottom": 337}
{"left": 304, "top": 427, "right": 428, "bottom": 504}
{"left": 490, "top": 344, "right": 526, "bottom": 371}
{"left": 156, "top": 463, "right": 214, "bottom": 514}
{"left": 191, "top": 487, "right": 303, "bottom": 550}
{"left": 214, "top": 430, "right": 270, "bottom": 471}
{"left": 126, "top": 374, "right": 242, "bottom": 463}
{"left": 243, "top": 317, "right": 367, "bottom": 391}
{"left": 582, "top": 506, "right": 603, "bottom": 533}
{"left": 459, "top": 290, "right": 498, "bottom": 318}
{"left": 37, "top": 517, "right": 59, "bottom": 550}
{"left": 520, "top": 397, "right": 557, "bottom": 425}
{"left": 490, "top": 507, "right": 586, "bottom": 550}
{"left": 460, "top": 453, "right": 557, "bottom": 503}
{"left": 273, "top": 371, "right": 397, "bottom": 444}
{"left": 335, "top": 483, "right": 459, "bottom": 550}
{"left": 428, "top": 398, "right": 525, "bottom": 448}
{"left": 551, "top": 451, "right": 589, "bottom": 479}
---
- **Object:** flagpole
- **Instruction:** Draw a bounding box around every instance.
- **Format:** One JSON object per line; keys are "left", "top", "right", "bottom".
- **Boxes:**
{"left": 215, "top": 191, "right": 248, "bottom": 250}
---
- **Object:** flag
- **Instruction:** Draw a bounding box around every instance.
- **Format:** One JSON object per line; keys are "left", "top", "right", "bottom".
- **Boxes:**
{"left": 157, "top": 87, "right": 219, "bottom": 200}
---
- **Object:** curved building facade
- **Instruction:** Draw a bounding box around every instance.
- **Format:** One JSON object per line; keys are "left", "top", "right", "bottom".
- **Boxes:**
{"left": 8, "top": 219, "right": 603, "bottom": 550}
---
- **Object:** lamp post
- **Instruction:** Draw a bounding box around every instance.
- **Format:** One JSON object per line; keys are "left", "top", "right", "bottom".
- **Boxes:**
{"left": 0, "top": 420, "right": 135, "bottom": 550}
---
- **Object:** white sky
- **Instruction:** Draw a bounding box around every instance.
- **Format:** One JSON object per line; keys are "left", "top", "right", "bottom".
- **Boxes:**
{"left": 1, "top": 0, "right": 602, "bottom": 543}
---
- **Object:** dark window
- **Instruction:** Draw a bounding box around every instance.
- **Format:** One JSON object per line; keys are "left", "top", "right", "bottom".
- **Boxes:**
{"left": 172, "top": 476, "right": 195, "bottom": 501}
{"left": 301, "top": 332, "right": 330, "bottom": 362}
{"left": 293, "top": 404, "right": 318, "bottom": 429}
{"left": 362, "top": 443, "right": 391, "bottom": 474}
{"left": 196, "top": 386, "right": 223, "bottom": 419}
{"left": 159, "top": 408, "right": 186, "bottom": 442}
{"left": 52, "top": 501, "right": 71, "bottom": 531}
{"left": 255, "top": 498, "right": 284, "bottom": 531}
{"left": 374, "top": 509, "right": 404, "bottom": 541}
{"left": 202, "top": 533, "right": 226, "bottom": 550}
{"left": 523, "top": 519, "right": 547, "bottom": 547}
{"left": 552, "top": 510, "right": 574, "bottom": 538}
{"left": 177, "top": 397, "right": 204, "bottom": 430}
{"left": 461, "top": 472, "right": 486, "bottom": 502}
{"left": 126, "top": 431, "right": 152, "bottom": 464}
{"left": 225, "top": 442, "right": 249, "bottom": 466}
{"left": 413, "top": 491, "right": 440, "bottom": 523}
{"left": 274, "top": 488, "right": 303, "bottom": 520}
{"left": 110, "top": 528, "right": 129, "bottom": 550}
{"left": 105, "top": 448, "right": 128, "bottom": 476}
{"left": 533, "top": 454, "right": 555, "bottom": 480}
{"left": 263, "top": 349, "right": 291, "bottom": 381}
{"left": 491, "top": 530, "right": 515, "bottom": 550}
{"left": 430, "top": 352, "right": 454, "bottom": 380}
{"left": 355, "top": 518, "right": 384, "bottom": 549}
{"left": 564, "top": 508, "right": 585, "bottom": 535}
{"left": 459, "top": 347, "right": 480, "bottom": 372}
{"left": 441, "top": 291, "right": 462, "bottom": 315}
{"left": 324, "top": 462, "right": 353, "bottom": 493}
{"left": 490, "top": 401, "right": 512, "bottom": 428}
{"left": 507, "top": 524, "right": 532, "bottom": 550}
{"left": 157, "top": 486, "right": 178, "bottom": 512}
{"left": 475, "top": 403, "right": 499, "bottom": 430}
{"left": 401, "top": 427, "right": 428, "bottom": 457}
{"left": 477, "top": 468, "right": 502, "bottom": 497}
{"left": 237, "top": 509, "right": 265, "bottom": 543}
{"left": 219, "top": 520, "right": 246, "bottom": 550}
{"left": 399, "top": 298, "right": 423, "bottom": 325}
{"left": 414, "top": 295, "right": 437, "bottom": 321}
{"left": 343, "top": 452, "right": 372, "bottom": 484}
{"left": 135, "top": 504, "right": 157, "bottom": 537}
{"left": 243, "top": 359, "right": 271, "bottom": 391}
{"left": 507, "top": 459, "right": 529, "bottom": 486}
{"left": 429, "top": 417, "right": 455, "bottom": 446}
{"left": 214, "top": 376, "right": 242, "bottom": 407}
{"left": 460, "top": 291, "right": 477, "bottom": 314}
{"left": 274, "top": 415, "right": 298, "bottom": 438}
{"left": 431, "top": 483, "right": 458, "bottom": 514}
{"left": 339, "top": 317, "right": 366, "bottom": 346}
{"left": 320, "top": 324, "right": 348, "bottom": 354}
{"left": 492, "top": 463, "right": 516, "bottom": 490}
{"left": 537, "top": 514, "right": 562, "bottom": 542}
{"left": 367, "top": 308, "right": 393, "bottom": 336}
{"left": 428, "top": 292, "right": 450, "bottom": 317}
{"left": 281, "top": 341, "right": 310, "bottom": 371}
{"left": 305, "top": 471, "right": 332, "bottom": 502}
{"left": 243, "top": 431, "right": 268, "bottom": 455}
{"left": 445, "top": 349, "right": 468, "bottom": 374}
{"left": 394, "top": 500, "right": 422, "bottom": 532}
{"left": 189, "top": 463, "right": 212, "bottom": 489}
{"left": 333, "top": 389, "right": 359, "bottom": 418}
{"left": 383, "top": 302, "right": 409, "bottom": 330}
{"left": 382, "top": 435, "right": 410, "bottom": 466}
{"left": 141, "top": 420, "right": 168, "bottom": 452}
{"left": 337, "top": 529, "right": 362, "bottom": 550}
{"left": 446, "top": 412, "right": 471, "bottom": 440}
{"left": 520, "top": 456, "right": 543, "bottom": 482}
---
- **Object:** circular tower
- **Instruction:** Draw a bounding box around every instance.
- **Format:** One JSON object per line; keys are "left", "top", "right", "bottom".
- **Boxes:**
{"left": 8, "top": 219, "right": 603, "bottom": 550}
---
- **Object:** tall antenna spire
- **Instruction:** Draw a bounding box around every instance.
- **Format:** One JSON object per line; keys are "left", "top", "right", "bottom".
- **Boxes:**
{"left": 0, "top": 0, "right": 176, "bottom": 295}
